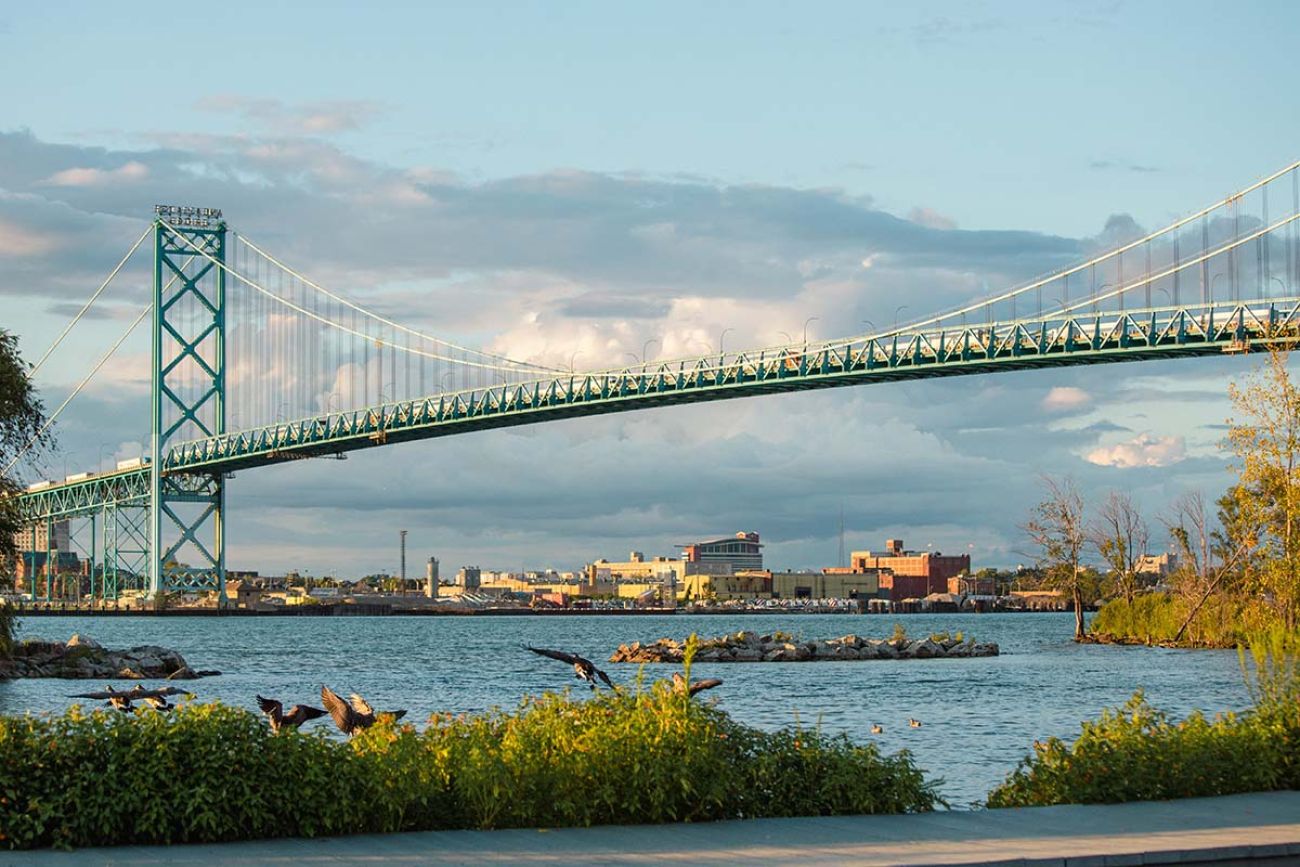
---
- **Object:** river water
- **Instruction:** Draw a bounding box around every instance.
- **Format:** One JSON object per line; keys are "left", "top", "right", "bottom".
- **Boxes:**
{"left": 2, "top": 612, "right": 1252, "bottom": 806}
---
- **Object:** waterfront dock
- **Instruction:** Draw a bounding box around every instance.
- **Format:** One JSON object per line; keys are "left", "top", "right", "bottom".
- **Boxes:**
{"left": 7, "top": 791, "right": 1299, "bottom": 865}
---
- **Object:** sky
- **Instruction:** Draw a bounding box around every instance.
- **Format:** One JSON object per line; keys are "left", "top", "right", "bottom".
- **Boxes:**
{"left": 2, "top": 0, "right": 1298, "bottom": 576}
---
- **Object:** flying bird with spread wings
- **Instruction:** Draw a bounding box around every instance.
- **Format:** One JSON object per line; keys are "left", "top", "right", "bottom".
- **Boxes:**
{"left": 320, "top": 686, "right": 407, "bottom": 736}
{"left": 525, "top": 645, "right": 615, "bottom": 691}
{"left": 69, "top": 685, "right": 192, "bottom": 712}
{"left": 257, "top": 695, "right": 328, "bottom": 732}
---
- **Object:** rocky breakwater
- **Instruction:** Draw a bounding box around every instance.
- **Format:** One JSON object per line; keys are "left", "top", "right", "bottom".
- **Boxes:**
{"left": 0, "top": 634, "right": 217, "bottom": 680}
{"left": 610, "top": 630, "right": 999, "bottom": 663}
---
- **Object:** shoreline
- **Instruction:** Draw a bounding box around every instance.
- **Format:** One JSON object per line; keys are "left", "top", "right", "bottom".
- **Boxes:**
{"left": 7, "top": 605, "right": 1074, "bottom": 618}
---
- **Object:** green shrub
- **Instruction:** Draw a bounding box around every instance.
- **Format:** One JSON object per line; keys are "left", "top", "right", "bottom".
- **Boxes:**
{"left": 0, "top": 683, "right": 938, "bottom": 850}
{"left": 985, "top": 692, "right": 1288, "bottom": 808}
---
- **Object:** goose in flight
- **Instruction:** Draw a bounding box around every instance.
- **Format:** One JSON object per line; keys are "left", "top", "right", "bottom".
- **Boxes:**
{"left": 525, "top": 645, "right": 615, "bottom": 691}
{"left": 257, "top": 695, "right": 328, "bottom": 732}
{"left": 70, "top": 684, "right": 190, "bottom": 711}
{"left": 671, "top": 672, "right": 723, "bottom": 696}
{"left": 320, "top": 686, "right": 407, "bottom": 736}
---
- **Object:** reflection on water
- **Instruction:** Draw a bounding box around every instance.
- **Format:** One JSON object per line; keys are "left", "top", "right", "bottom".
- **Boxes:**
{"left": 3, "top": 612, "right": 1250, "bottom": 806}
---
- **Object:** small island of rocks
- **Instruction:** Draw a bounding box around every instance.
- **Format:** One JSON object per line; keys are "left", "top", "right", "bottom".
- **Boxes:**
{"left": 0, "top": 634, "right": 218, "bottom": 680}
{"left": 610, "top": 630, "right": 999, "bottom": 663}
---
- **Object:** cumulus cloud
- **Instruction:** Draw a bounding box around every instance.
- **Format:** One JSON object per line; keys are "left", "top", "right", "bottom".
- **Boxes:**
{"left": 44, "top": 160, "right": 148, "bottom": 187}
{"left": 195, "top": 95, "right": 382, "bottom": 135}
{"left": 1085, "top": 433, "right": 1187, "bottom": 468}
{"left": 1042, "top": 386, "right": 1091, "bottom": 412}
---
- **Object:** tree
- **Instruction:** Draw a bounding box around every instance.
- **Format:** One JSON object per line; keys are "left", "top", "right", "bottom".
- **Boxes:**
{"left": 1162, "top": 489, "right": 1255, "bottom": 642}
{"left": 1023, "top": 476, "right": 1089, "bottom": 640}
{"left": 1090, "top": 491, "right": 1149, "bottom": 605}
{"left": 0, "top": 329, "right": 50, "bottom": 586}
{"left": 1226, "top": 349, "right": 1300, "bottom": 628}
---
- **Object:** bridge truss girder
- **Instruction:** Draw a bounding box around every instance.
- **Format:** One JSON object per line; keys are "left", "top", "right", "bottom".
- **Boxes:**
{"left": 160, "top": 299, "right": 1300, "bottom": 475}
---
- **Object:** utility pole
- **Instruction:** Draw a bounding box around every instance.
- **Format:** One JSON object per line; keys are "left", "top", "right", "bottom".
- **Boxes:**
{"left": 399, "top": 529, "right": 407, "bottom": 592}
{"left": 838, "top": 504, "right": 846, "bottom": 569}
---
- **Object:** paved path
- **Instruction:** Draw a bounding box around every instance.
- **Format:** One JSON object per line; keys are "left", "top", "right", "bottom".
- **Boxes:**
{"left": 5, "top": 792, "right": 1300, "bottom": 866}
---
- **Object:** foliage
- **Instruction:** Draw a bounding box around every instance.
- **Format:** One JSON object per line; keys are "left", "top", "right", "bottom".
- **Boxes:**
{"left": 890, "top": 622, "right": 907, "bottom": 643}
{"left": 0, "top": 329, "right": 51, "bottom": 579}
{"left": 0, "top": 601, "right": 14, "bottom": 658}
{"left": 1226, "top": 349, "right": 1300, "bottom": 628}
{"left": 985, "top": 692, "right": 1286, "bottom": 808}
{"left": 990, "top": 629, "right": 1300, "bottom": 807}
{"left": 0, "top": 685, "right": 938, "bottom": 850}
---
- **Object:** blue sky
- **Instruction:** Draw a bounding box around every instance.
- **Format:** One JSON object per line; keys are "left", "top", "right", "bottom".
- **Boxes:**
{"left": 1, "top": 0, "right": 1296, "bottom": 575}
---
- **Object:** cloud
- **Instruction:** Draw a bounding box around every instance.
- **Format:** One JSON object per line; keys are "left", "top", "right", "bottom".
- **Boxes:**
{"left": 907, "top": 207, "right": 957, "bottom": 231}
{"left": 0, "top": 217, "right": 61, "bottom": 256}
{"left": 1089, "top": 159, "right": 1160, "bottom": 174}
{"left": 195, "top": 95, "right": 382, "bottom": 135}
{"left": 44, "top": 161, "right": 148, "bottom": 187}
{"left": 1085, "top": 433, "right": 1187, "bottom": 468}
{"left": 1042, "top": 386, "right": 1091, "bottom": 412}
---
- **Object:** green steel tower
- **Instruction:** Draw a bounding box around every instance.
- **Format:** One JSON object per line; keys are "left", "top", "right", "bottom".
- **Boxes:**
{"left": 149, "top": 206, "right": 227, "bottom": 601}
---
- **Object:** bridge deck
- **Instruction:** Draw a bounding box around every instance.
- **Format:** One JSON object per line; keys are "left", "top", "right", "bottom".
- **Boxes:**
{"left": 8, "top": 791, "right": 1300, "bottom": 865}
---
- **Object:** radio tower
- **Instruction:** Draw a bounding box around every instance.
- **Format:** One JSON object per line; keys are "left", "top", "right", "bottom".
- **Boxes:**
{"left": 838, "top": 504, "right": 846, "bottom": 569}
{"left": 399, "top": 529, "right": 408, "bottom": 589}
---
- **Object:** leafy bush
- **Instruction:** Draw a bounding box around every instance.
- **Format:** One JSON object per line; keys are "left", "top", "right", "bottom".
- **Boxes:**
{"left": 985, "top": 691, "right": 1293, "bottom": 808}
{"left": 0, "top": 683, "right": 938, "bottom": 850}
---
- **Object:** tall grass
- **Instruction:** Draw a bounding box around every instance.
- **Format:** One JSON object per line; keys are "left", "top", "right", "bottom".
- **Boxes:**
{"left": 0, "top": 681, "right": 938, "bottom": 850}
{"left": 1090, "top": 592, "right": 1274, "bottom": 647}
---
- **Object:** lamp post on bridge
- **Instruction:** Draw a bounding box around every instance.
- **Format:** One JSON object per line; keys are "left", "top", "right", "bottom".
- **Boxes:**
{"left": 718, "top": 328, "right": 734, "bottom": 356}
{"left": 568, "top": 351, "right": 583, "bottom": 375}
{"left": 802, "top": 317, "right": 819, "bottom": 348}
{"left": 893, "top": 306, "right": 908, "bottom": 331}
{"left": 642, "top": 338, "right": 660, "bottom": 365}
{"left": 1270, "top": 276, "right": 1287, "bottom": 299}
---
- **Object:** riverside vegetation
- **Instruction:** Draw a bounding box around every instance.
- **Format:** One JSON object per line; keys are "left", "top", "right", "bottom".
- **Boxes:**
{"left": 1029, "top": 350, "right": 1300, "bottom": 647}
{"left": 987, "top": 630, "right": 1300, "bottom": 808}
{"left": 0, "top": 647, "right": 939, "bottom": 850}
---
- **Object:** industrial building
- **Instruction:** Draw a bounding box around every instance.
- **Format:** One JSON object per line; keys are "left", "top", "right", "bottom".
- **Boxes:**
{"left": 845, "top": 538, "right": 970, "bottom": 599}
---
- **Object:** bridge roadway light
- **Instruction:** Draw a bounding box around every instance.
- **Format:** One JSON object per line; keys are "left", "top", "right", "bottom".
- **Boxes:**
{"left": 568, "top": 351, "right": 583, "bottom": 374}
{"left": 802, "top": 317, "right": 819, "bottom": 347}
{"left": 1270, "top": 276, "right": 1287, "bottom": 298}
{"left": 642, "top": 338, "right": 660, "bottom": 364}
{"left": 777, "top": 331, "right": 793, "bottom": 345}
{"left": 893, "top": 306, "right": 908, "bottom": 330}
{"left": 718, "top": 328, "right": 733, "bottom": 356}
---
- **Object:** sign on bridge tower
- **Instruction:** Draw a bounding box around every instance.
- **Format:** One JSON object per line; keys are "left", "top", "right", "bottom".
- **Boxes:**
{"left": 150, "top": 206, "right": 227, "bottom": 600}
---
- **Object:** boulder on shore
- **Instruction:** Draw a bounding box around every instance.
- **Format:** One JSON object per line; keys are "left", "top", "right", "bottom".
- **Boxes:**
{"left": 609, "top": 632, "right": 999, "bottom": 663}
{"left": 0, "top": 635, "right": 217, "bottom": 680}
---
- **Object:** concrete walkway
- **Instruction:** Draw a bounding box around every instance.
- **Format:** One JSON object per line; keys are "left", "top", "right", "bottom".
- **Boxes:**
{"left": 5, "top": 792, "right": 1300, "bottom": 866}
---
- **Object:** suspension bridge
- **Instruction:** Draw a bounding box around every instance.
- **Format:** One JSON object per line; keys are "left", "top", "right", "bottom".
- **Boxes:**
{"left": 10, "top": 162, "right": 1300, "bottom": 604}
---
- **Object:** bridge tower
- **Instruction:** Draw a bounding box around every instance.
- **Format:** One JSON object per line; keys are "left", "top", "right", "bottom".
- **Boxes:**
{"left": 149, "top": 206, "right": 227, "bottom": 602}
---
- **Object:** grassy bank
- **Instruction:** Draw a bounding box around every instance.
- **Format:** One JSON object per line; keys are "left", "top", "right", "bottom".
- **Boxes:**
{"left": 987, "top": 632, "right": 1300, "bottom": 807}
{"left": 0, "top": 681, "right": 938, "bottom": 850}
{"left": 1089, "top": 592, "right": 1276, "bottom": 648}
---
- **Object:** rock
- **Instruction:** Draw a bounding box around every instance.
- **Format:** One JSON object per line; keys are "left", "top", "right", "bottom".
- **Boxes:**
{"left": 911, "top": 639, "right": 944, "bottom": 659}
{"left": 763, "top": 648, "right": 785, "bottom": 661}
{"left": 168, "top": 666, "right": 198, "bottom": 680}
{"left": 117, "top": 667, "right": 146, "bottom": 679}
{"left": 66, "top": 634, "right": 102, "bottom": 651}
{"left": 732, "top": 647, "right": 762, "bottom": 661}
{"left": 194, "top": 670, "right": 222, "bottom": 677}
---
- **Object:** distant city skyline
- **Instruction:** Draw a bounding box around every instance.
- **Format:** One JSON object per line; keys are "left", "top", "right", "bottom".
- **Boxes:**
{"left": 3, "top": 0, "right": 1293, "bottom": 574}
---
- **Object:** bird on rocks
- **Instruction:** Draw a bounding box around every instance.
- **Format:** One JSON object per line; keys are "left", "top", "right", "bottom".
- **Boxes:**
{"left": 909, "top": 718, "right": 922, "bottom": 728}
{"left": 525, "top": 645, "right": 615, "bottom": 691}
{"left": 257, "top": 695, "right": 328, "bottom": 732}
{"left": 671, "top": 672, "right": 723, "bottom": 697}
{"left": 871, "top": 724, "right": 884, "bottom": 735}
{"left": 320, "top": 686, "right": 407, "bottom": 736}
